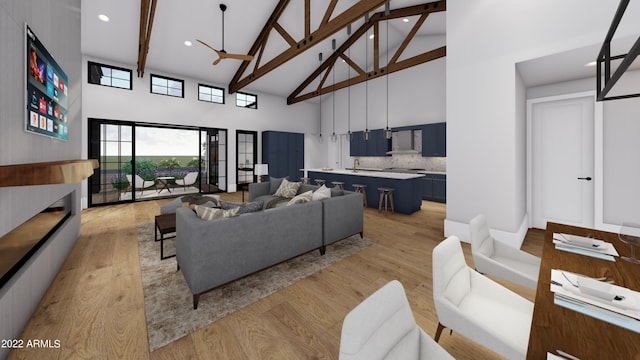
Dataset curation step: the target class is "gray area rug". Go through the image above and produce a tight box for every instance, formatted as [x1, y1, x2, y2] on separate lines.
[136, 222, 373, 352]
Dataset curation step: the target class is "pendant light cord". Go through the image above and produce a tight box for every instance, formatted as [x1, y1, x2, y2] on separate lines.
[347, 25, 351, 140]
[385, 4, 391, 139]
[319, 52, 323, 139]
[332, 39, 336, 141]
[365, 15, 369, 140]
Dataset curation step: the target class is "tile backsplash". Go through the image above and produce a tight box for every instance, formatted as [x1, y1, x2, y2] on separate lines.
[356, 154, 446, 172]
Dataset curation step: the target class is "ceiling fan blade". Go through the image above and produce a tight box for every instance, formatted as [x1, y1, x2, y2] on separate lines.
[223, 53, 254, 61]
[196, 39, 219, 52]
[198, 5, 253, 66]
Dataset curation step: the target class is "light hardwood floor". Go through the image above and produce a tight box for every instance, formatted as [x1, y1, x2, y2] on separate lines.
[8, 193, 544, 360]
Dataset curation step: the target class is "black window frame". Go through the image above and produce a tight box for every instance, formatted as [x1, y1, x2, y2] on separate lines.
[198, 83, 225, 104]
[150, 74, 184, 98]
[87, 61, 132, 90]
[235, 91, 258, 109]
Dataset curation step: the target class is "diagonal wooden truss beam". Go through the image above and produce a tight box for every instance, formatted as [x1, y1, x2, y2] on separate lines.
[228, 0, 389, 94]
[287, 1, 445, 105]
[137, 0, 157, 77]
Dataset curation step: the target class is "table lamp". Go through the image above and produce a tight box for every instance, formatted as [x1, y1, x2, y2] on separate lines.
[254, 164, 269, 183]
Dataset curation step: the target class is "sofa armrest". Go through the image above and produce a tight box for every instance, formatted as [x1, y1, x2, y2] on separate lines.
[249, 182, 270, 201]
[322, 191, 364, 246]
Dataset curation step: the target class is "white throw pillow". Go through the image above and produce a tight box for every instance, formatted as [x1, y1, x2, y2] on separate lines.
[312, 184, 331, 201]
[287, 190, 313, 206]
[194, 205, 240, 221]
[274, 178, 301, 198]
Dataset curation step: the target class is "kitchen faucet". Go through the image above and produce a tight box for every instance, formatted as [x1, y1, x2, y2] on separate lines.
[352, 159, 360, 172]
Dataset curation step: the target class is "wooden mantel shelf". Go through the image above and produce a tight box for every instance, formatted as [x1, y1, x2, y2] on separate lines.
[0, 159, 99, 187]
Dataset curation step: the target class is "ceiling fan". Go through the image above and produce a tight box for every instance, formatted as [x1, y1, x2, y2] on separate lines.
[197, 3, 254, 66]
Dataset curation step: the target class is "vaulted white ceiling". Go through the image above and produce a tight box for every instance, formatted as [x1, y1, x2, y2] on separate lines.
[81, 0, 446, 98]
[81, 1, 639, 100]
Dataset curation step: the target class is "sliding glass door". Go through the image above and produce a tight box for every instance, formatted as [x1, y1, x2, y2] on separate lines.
[200, 129, 227, 192]
[236, 130, 257, 187]
[88, 118, 227, 207]
[89, 120, 133, 205]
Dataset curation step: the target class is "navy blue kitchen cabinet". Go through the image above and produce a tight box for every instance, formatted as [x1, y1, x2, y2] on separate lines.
[308, 170, 423, 214]
[350, 131, 366, 156]
[421, 173, 446, 203]
[422, 122, 446, 157]
[262, 131, 304, 181]
[349, 129, 390, 157]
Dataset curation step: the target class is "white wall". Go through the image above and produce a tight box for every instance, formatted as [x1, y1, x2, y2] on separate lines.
[81, 56, 318, 198]
[0, 1, 82, 358]
[446, 0, 640, 244]
[601, 71, 640, 225]
[527, 69, 640, 229]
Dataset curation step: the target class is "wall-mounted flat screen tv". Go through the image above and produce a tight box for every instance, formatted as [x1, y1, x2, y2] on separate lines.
[25, 24, 69, 141]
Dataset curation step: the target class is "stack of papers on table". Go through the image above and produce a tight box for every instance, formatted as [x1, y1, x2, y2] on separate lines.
[552, 233, 619, 261]
[550, 269, 640, 332]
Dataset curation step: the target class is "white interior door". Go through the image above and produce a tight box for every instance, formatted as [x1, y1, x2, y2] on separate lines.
[531, 95, 594, 229]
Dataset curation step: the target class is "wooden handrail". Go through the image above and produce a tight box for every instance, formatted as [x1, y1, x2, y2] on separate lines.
[0, 159, 99, 187]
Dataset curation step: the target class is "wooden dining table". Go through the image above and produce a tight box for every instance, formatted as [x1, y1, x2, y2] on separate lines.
[527, 222, 640, 359]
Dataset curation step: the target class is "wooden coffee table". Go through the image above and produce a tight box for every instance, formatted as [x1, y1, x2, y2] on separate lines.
[154, 213, 176, 260]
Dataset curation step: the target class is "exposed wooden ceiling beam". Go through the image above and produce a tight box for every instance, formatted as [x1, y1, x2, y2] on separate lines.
[274, 22, 297, 47]
[137, 0, 157, 77]
[287, 1, 445, 105]
[228, 0, 389, 94]
[290, 47, 445, 104]
[321, 0, 339, 25]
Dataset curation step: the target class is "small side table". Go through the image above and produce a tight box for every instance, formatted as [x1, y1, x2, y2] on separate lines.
[156, 176, 175, 194]
[155, 213, 176, 260]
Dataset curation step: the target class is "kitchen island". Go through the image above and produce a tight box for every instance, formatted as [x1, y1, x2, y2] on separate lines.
[306, 168, 424, 214]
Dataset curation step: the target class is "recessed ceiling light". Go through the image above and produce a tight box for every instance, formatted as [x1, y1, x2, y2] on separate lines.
[184, 40, 192, 47]
[403, 18, 410, 22]
[369, 34, 375, 40]
[98, 14, 110, 22]
[584, 61, 597, 67]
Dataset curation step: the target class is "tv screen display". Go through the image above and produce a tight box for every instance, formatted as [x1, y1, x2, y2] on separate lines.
[25, 24, 68, 141]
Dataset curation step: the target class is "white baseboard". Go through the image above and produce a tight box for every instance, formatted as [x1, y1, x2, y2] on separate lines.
[444, 219, 472, 243]
[444, 214, 529, 249]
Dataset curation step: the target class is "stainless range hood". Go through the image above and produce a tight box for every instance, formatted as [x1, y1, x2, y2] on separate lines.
[387, 130, 420, 154]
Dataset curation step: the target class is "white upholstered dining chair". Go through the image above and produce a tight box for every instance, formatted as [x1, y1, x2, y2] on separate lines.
[339, 280, 453, 360]
[469, 214, 541, 289]
[432, 236, 534, 360]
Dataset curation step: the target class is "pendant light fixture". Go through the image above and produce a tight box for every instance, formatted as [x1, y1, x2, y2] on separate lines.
[318, 52, 323, 143]
[331, 38, 337, 143]
[347, 24, 352, 142]
[384, 2, 392, 140]
[364, 14, 370, 142]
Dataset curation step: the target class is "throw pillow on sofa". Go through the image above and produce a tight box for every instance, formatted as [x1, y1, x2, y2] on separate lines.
[160, 196, 219, 214]
[269, 177, 287, 194]
[219, 200, 264, 214]
[287, 190, 313, 206]
[194, 205, 240, 221]
[274, 178, 301, 198]
[312, 184, 331, 201]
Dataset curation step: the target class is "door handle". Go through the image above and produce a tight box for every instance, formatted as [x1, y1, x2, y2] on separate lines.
[577, 177, 592, 181]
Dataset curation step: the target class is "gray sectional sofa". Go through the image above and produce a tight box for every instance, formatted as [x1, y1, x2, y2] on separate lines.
[249, 181, 364, 249]
[176, 181, 364, 309]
